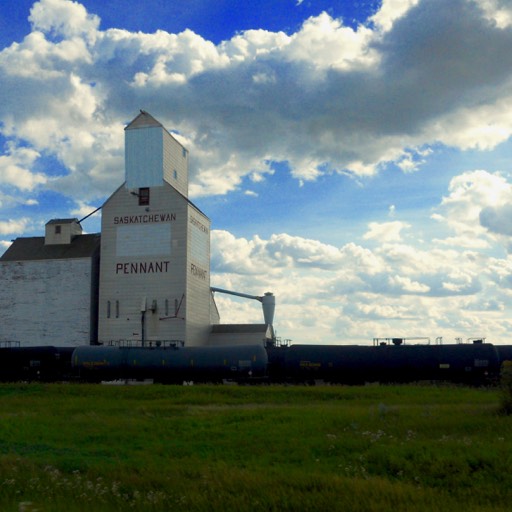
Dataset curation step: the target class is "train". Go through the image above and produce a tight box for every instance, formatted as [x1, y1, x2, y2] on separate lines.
[0, 338, 511, 385]
[266, 339, 508, 385]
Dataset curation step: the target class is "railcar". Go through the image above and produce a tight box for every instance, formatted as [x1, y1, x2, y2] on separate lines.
[0, 346, 74, 382]
[71, 343, 268, 383]
[496, 345, 512, 367]
[266, 341, 502, 385]
[0, 341, 511, 385]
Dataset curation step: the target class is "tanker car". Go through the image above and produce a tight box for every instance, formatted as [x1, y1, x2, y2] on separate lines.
[266, 340, 504, 385]
[0, 346, 74, 382]
[72, 343, 268, 383]
[0, 340, 511, 385]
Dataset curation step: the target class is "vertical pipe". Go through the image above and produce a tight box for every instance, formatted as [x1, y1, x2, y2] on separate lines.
[141, 311, 146, 347]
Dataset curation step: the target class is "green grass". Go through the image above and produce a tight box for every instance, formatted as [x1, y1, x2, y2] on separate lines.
[0, 384, 510, 511]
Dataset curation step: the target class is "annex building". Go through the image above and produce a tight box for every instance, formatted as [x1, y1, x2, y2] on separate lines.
[0, 111, 274, 347]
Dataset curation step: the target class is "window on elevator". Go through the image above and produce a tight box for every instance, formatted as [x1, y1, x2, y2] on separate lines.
[139, 187, 150, 205]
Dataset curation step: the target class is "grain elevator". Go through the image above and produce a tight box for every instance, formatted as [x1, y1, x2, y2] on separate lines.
[0, 111, 275, 347]
[98, 111, 217, 346]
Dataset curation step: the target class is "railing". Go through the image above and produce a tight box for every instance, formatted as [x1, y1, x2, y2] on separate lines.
[0, 341, 21, 348]
[373, 337, 431, 346]
[374, 336, 486, 346]
[267, 337, 291, 348]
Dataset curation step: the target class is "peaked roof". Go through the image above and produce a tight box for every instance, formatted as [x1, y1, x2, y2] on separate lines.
[0, 234, 101, 262]
[125, 110, 164, 131]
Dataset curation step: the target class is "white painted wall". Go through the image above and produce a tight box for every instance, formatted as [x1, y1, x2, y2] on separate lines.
[0, 259, 95, 346]
[125, 125, 189, 197]
[125, 127, 164, 188]
[185, 206, 212, 345]
[101, 113, 212, 345]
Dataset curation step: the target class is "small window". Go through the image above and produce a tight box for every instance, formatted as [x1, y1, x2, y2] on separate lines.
[182, 147, 187, 158]
[139, 187, 150, 205]
[173, 169, 178, 180]
[54, 225, 61, 234]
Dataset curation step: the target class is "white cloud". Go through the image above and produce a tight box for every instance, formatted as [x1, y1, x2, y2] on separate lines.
[370, 0, 421, 32]
[209, 226, 500, 342]
[285, 12, 379, 72]
[0, 218, 31, 235]
[363, 221, 410, 242]
[433, 170, 512, 249]
[0, 144, 46, 191]
[478, 0, 512, 28]
[29, 0, 100, 43]
[130, 29, 230, 86]
[70, 199, 100, 221]
[388, 274, 430, 293]
[425, 97, 512, 151]
[2, 0, 512, 201]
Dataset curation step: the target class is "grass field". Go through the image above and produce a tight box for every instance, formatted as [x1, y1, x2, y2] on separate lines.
[0, 383, 510, 511]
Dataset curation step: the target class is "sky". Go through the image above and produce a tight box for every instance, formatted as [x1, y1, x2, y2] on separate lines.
[1, 0, 512, 346]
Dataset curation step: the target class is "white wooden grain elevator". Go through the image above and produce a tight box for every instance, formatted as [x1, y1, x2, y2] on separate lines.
[98, 111, 217, 346]
[0, 111, 275, 347]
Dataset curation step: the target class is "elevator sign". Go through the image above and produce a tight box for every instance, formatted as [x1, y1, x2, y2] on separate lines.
[116, 261, 171, 274]
[116, 224, 171, 257]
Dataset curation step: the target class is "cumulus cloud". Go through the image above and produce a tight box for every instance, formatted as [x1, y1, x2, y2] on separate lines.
[363, 221, 409, 242]
[478, 0, 512, 28]
[1, 0, 512, 204]
[0, 144, 46, 190]
[0, 218, 32, 235]
[370, 0, 420, 32]
[433, 170, 512, 249]
[209, 225, 506, 342]
[29, 0, 100, 42]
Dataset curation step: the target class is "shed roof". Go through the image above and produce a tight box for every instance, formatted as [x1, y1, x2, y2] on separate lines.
[45, 218, 80, 225]
[0, 234, 101, 262]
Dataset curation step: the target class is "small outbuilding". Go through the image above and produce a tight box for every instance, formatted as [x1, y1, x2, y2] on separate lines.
[0, 219, 100, 346]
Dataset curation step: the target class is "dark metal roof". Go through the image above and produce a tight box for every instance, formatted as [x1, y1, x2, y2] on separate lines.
[0, 234, 101, 262]
[45, 218, 80, 225]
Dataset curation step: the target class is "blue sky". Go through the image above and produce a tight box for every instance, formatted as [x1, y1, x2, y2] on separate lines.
[0, 1, 380, 44]
[2, 0, 512, 345]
